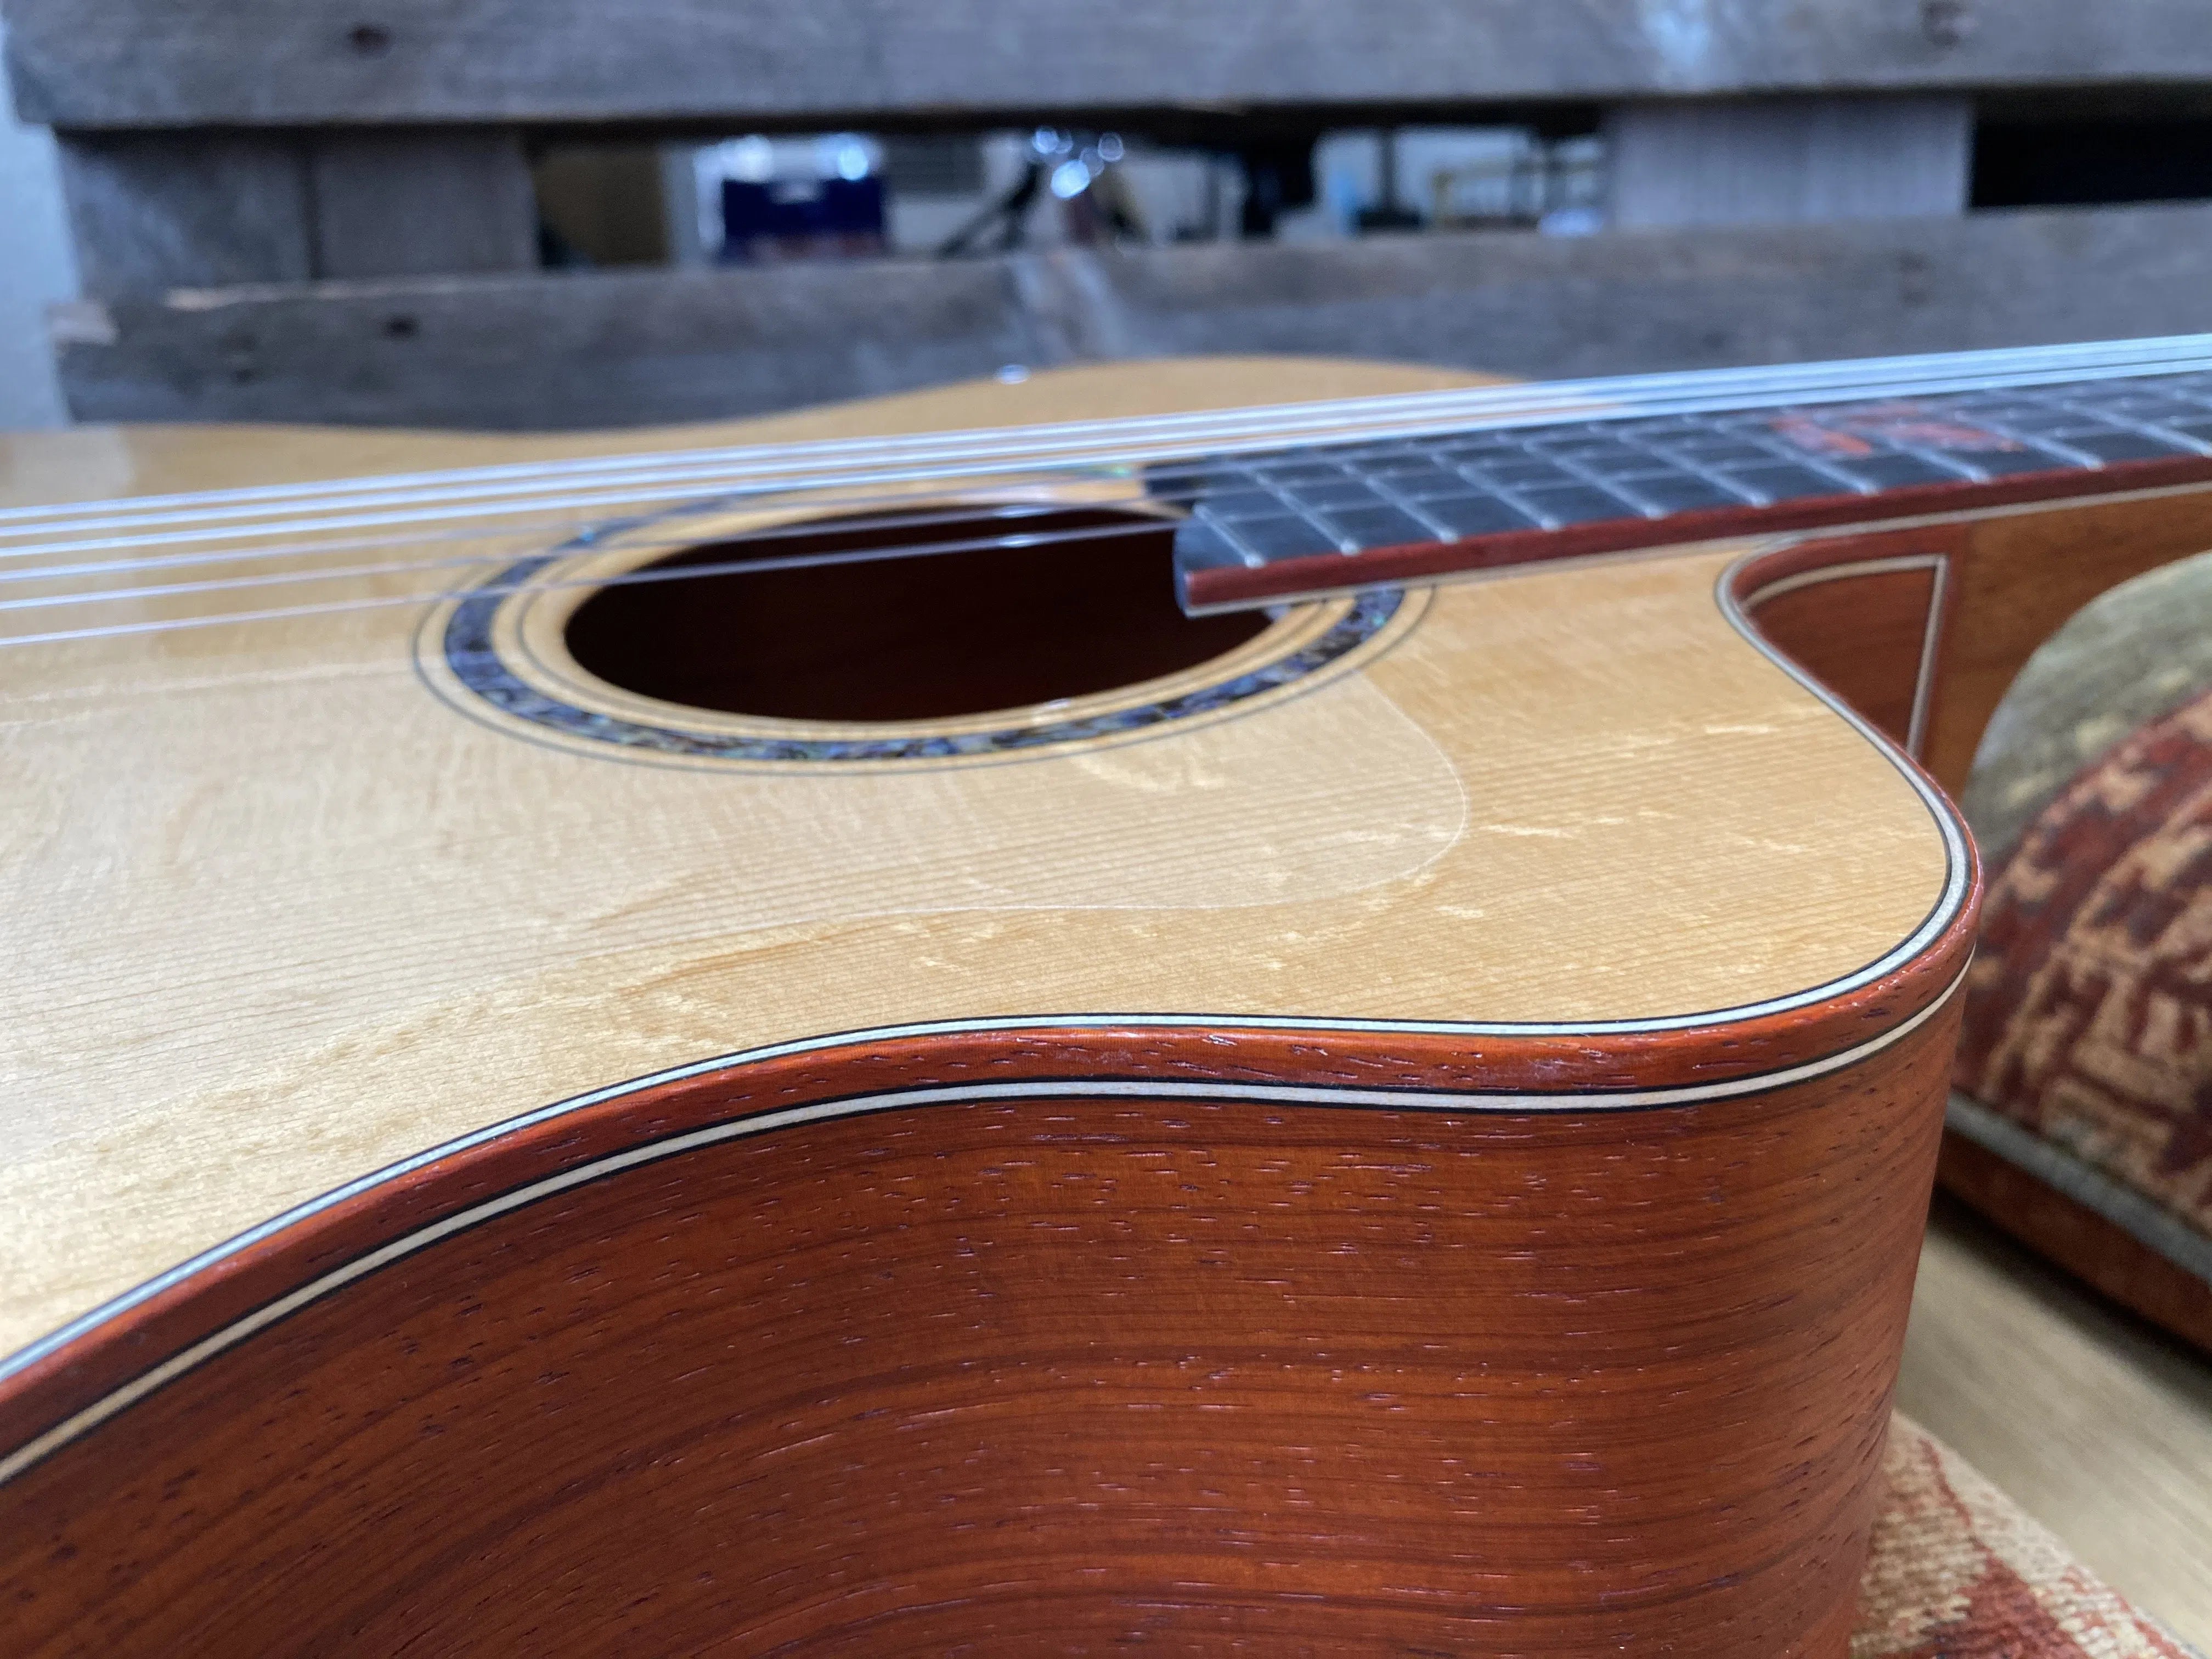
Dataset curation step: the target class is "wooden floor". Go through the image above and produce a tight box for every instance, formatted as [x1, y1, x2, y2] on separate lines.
[1898, 1194, 2212, 1648]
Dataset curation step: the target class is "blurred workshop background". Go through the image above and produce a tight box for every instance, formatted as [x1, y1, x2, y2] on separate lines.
[3, 2, 2212, 433]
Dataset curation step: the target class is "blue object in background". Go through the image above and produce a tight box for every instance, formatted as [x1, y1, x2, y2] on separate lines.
[720, 177, 885, 260]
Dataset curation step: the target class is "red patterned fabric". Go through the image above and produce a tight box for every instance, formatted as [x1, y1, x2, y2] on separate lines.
[1956, 687, 2212, 1231]
[1853, 1415, 2196, 1656]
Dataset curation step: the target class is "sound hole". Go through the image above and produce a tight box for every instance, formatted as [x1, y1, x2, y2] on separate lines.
[563, 505, 1271, 723]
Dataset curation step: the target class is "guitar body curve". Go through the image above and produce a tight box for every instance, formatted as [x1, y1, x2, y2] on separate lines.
[0, 357, 2011, 1654]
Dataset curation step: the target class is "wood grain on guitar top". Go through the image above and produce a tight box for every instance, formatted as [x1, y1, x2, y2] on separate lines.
[0, 358, 2000, 1654]
[0, 368, 1961, 1358]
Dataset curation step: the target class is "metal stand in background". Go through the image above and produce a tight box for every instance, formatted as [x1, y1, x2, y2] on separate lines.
[936, 159, 1043, 255]
[938, 130, 1142, 256]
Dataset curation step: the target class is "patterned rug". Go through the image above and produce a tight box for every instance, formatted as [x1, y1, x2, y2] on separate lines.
[1944, 549, 2212, 1351]
[1957, 685, 2212, 1237]
[1855, 1414, 2200, 1657]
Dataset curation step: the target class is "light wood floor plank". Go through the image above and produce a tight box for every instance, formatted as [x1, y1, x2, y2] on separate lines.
[1898, 1196, 2212, 1647]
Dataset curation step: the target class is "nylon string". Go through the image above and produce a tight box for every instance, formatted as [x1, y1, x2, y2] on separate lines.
[6, 332, 2212, 648]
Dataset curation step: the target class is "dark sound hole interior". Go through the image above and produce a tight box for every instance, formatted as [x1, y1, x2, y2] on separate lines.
[563, 505, 1273, 723]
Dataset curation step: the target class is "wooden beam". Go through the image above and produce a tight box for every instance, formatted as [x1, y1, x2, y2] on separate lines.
[54, 130, 538, 295]
[10, 0, 2212, 128]
[57, 134, 311, 297]
[59, 256, 1040, 427]
[52, 202, 2212, 431]
[1606, 96, 1972, 227]
[308, 131, 537, 279]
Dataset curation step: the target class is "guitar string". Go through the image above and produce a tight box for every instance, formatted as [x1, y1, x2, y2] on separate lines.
[7, 329, 2206, 535]
[8, 337, 2209, 560]
[8, 340, 2212, 595]
[0, 499, 1133, 591]
[7, 337, 2211, 599]
[12, 344, 2212, 619]
[0, 457, 1227, 572]
[8, 381, 2211, 640]
[0, 427, 1950, 616]
[0, 387, 2056, 617]
[7, 333, 2211, 554]
[0, 345, 2101, 527]
[6, 407, 2196, 649]
[0, 518, 1224, 649]
[0, 515, 1194, 623]
[7, 340, 2212, 640]
[0, 455, 1449, 605]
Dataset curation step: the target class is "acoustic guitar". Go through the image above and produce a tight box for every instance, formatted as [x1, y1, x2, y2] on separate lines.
[6, 338, 2212, 1655]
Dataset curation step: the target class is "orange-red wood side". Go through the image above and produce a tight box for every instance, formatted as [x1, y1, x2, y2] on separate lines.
[3, 1006, 1962, 1657]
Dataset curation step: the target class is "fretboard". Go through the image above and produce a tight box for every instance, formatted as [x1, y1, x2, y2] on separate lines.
[1156, 369, 2212, 611]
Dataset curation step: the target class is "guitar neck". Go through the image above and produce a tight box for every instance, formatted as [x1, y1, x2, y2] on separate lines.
[1165, 359, 2212, 611]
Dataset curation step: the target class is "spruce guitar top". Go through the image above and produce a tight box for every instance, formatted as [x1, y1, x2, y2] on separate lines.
[4, 341, 2210, 1656]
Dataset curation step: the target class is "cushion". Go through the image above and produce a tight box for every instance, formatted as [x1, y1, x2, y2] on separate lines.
[1855, 1414, 2200, 1656]
[1945, 549, 2212, 1351]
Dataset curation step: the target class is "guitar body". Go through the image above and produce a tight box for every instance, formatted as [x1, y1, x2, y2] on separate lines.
[4, 354, 2195, 1655]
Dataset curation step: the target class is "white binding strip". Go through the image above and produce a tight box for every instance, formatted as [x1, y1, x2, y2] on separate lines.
[1736, 555, 1942, 607]
[1910, 557, 1952, 759]
[0, 966, 1966, 1489]
[1717, 547, 1973, 939]
[1737, 552, 1954, 758]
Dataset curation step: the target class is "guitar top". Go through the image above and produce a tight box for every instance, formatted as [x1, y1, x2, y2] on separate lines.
[0, 356, 1954, 1360]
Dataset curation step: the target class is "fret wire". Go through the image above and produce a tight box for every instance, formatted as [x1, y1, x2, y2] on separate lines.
[1603, 425, 1775, 507]
[1361, 473, 1467, 543]
[2035, 387, 2212, 458]
[1496, 440, 1659, 523]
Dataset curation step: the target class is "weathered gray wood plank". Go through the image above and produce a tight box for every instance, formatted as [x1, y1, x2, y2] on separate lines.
[58, 257, 1041, 427]
[58, 135, 311, 297]
[54, 130, 539, 294]
[1606, 96, 1972, 227]
[10, 0, 2212, 128]
[309, 131, 537, 278]
[54, 203, 2212, 431]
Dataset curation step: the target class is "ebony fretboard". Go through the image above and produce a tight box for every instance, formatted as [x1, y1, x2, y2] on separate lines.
[1155, 370, 2212, 611]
